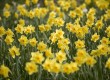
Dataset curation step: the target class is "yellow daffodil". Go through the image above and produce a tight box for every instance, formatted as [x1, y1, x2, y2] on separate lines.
[6, 28, 14, 36]
[75, 39, 85, 49]
[56, 50, 67, 63]
[0, 65, 11, 78]
[29, 38, 37, 47]
[5, 35, 14, 45]
[85, 56, 96, 67]
[0, 26, 5, 37]
[91, 33, 99, 42]
[25, 62, 38, 75]
[9, 46, 20, 58]
[15, 24, 24, 34]
[18, 35, 28, 46]
[3, 10, 10, 18]
[30, 51, 44, 64]
[62, 63, 71, 74]
[37, 41, 47, 52]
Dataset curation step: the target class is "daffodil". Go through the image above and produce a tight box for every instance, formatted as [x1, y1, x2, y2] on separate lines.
[30, 51, 44, 64]
[91, 33, 99, 42]
[9, 46, 20, 58]
[32, 0, 38, 4]
[0, 65, 11, 78]
[25, 62, 38, 75]
[62, 63, 71, 74]
[43, 59, 52, 72]
[3, 10, 10, 18]
[44, 48, 53, 58]
[85, 56, 96, 67]
[75, 39, 85, 49]
[18, 35, 28, 46]
[0, 26, 5, 37]
[70, 62, 79, 73]
[51, 62, 61, 73]
[56, 50, 67, 63]
[6, 28, 14, 36]
[37, 41, 47, 52]
[29, 38, 37, 47]
[15, 24, 24, 34]
[5, 35, 14, 45]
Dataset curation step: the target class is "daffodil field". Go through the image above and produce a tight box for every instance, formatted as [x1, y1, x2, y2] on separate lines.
[0, 0, 110, 80]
